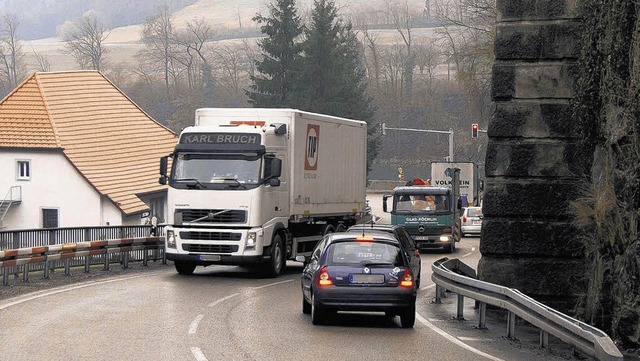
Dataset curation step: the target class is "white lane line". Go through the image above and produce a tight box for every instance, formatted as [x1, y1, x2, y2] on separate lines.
[252, 279, 294, 290]
[420, 283, 436, 292]
[189, 314, 205, 335]
[461, 251, 473, 258]
[458, 337, 495, 342]
[0, 274, 148, 310]
[191, 347, 208, 361]
[207, 293, 239, 307]
[416, 312, 504, 361]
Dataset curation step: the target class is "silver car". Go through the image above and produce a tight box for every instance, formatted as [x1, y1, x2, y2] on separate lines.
[461, 207, 483, 236]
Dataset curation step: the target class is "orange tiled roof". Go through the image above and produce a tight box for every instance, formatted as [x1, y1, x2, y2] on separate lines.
[0, 71, 178, 215]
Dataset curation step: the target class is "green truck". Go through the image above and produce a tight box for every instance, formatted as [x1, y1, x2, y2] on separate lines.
[382, 168, 462, 253]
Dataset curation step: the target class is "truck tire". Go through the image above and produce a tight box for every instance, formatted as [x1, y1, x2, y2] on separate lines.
[175, 261, 196, 275]
[335, 224, 347, 232]
[399, 304, 416, 328]
[264, 233, 285, 278]
[322, 224, 335, 235]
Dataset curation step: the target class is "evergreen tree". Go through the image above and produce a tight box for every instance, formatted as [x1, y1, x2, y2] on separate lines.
[248, 0, 303, 107]
[291, 0, 379, 174]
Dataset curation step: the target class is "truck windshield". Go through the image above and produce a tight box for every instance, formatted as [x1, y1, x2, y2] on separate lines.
[394, 194, 450, 213]
[171, 153, 261, 189]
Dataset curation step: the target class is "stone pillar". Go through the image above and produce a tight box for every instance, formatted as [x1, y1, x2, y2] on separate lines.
[479, 0, 589, 307]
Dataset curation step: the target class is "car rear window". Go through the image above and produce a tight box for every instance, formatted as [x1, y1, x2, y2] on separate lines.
[468, 208, 482, 217]
[328, 241, 403, 266]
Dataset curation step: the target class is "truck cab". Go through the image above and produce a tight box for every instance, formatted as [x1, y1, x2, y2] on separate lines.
[383, 185, 461, 253]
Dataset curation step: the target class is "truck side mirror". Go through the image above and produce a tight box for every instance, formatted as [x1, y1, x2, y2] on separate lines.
[271, 158, 282, 178]
[457, 198, 462, 210]
[382, 195, 390, 213]
[159, 156, 168, 185]
[263, 155, 282, 186]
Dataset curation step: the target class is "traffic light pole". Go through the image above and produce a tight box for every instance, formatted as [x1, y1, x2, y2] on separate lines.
[381, 123, 454, 162]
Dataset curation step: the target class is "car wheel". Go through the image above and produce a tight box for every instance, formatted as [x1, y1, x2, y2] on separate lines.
[311, 293, 325, 325]
[174, 261, 196, 275]
[399, 305, 416, 328]
[302, 294, 311, 314]
[264, 233, 285, 278]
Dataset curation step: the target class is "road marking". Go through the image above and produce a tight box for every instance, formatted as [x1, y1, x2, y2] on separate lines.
[461, 252, 473, 258]
[416, 312, 504, 361]
[190, 347, 208, 361]
[0, 274, 148, 310]
[208, 293, 239, 307]
[420, 283, 436, 291]
[458, 336, 495, 342]
[252, 279, 294, 290]
[189, 314, 204, 335]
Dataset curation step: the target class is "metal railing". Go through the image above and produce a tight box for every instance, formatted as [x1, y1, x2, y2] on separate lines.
[0, 225, 166, 285]
[431, 257, 623, 361]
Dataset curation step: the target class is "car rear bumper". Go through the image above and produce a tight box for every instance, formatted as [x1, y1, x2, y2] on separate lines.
[315, 287, 416, 311]
[461, 225, 481, 234]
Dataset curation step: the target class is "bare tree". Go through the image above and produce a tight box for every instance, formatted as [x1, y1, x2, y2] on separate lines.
[141, 5, 176, 95]
[32, 50, 51, 72]
[173, 18, 215, 94]
[62, 11, 110, 71]
[0, 14, 25, 91]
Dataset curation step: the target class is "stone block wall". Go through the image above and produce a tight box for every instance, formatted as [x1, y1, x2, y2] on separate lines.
[479, 0, 587, 305]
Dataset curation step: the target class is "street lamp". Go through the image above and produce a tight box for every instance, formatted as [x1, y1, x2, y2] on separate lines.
[380, 123, 454, 162]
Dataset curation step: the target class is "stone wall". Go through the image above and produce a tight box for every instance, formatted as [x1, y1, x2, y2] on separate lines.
[479, 0, 588, 307]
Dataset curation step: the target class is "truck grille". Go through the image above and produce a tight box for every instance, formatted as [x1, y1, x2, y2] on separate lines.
[177, 209, 246, 223]
[180, 231, 242, 241]
[182, 244, 239, 253]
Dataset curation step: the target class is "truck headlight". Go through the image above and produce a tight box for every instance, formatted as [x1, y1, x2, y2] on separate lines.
[439, 235, 451, 242]
[246, 232, 257, 249]
[166, 230, 177, 249]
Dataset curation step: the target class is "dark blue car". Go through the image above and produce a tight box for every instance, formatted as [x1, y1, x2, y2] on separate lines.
[297, 233, 417, 328]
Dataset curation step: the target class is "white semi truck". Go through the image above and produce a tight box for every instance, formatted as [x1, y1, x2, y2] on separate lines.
[159, 108, 370, 277]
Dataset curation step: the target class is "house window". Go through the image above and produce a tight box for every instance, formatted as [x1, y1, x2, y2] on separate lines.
[17, 160, 31, 180]
[42, 208, 59, 229]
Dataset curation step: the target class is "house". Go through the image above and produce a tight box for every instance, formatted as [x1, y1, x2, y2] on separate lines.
[0, 71, 178, 230]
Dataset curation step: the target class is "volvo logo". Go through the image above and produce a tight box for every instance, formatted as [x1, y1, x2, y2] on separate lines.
[418, 225, 426, 233]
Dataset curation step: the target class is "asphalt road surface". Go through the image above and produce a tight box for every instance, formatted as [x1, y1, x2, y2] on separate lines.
[0, 194, 584, 361]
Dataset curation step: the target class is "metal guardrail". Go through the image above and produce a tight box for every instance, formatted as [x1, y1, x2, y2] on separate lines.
[431, 257, 623, 361]
[0, 236, 165, 286]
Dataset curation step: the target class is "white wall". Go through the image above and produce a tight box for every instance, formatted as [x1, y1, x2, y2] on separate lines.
[0, 150, 115, 230]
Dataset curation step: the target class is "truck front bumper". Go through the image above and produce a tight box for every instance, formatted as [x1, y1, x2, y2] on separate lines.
[166, 252, 268, 266]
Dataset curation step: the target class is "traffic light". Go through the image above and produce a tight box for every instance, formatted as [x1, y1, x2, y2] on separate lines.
[472, 123, 478, 138]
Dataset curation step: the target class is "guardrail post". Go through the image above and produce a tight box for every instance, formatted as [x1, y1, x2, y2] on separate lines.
[456, 294, 465, 320]
[84, 256, 90, 273]
[64, 258, 71, 276]
[23, 265, 29, 283]
[507, 311, 516, 339]
[3, 267, 8, 286]
[540, 330, 548, 348]
[123, 251, 129, 269]
[104, 253, 110, 271]
[478, 301, 487, 329]
[143, 248, 149, 266]
[44, 260, 50, 279]
[434, 284, 443, 303]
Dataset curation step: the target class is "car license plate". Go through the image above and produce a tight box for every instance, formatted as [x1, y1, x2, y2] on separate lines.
[350, 274, 384, 284]
[199, 254, 221, 261]
[414, 236, 430, 240]
[473, 221, 481, 225]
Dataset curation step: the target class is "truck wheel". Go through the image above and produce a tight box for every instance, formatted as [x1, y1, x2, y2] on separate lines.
[174, 261, 196, 275]
[335, 224, 347, 232]
[399, 304, 416, 328]
[264, 233, 285, 278]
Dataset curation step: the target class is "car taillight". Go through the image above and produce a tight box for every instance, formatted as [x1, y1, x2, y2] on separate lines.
[400, 268, 414, 288]
[318, 266, 334, 287]
[462, 215, 467, 222]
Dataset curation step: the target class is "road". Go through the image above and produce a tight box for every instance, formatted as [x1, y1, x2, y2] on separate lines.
[0, 194, 581, 361]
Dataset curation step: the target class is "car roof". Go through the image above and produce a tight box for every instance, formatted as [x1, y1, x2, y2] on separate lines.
[348, 224, 404, 231]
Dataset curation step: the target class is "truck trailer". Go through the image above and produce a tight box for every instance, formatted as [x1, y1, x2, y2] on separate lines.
[159, 108, 370, 277]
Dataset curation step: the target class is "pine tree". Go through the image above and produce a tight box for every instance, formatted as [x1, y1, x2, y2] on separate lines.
[248, 0, 303, 107]
[291, 0, 379, 174]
